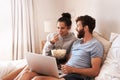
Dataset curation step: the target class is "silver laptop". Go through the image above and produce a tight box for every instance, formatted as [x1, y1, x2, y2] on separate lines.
[26, 52, 66, 78]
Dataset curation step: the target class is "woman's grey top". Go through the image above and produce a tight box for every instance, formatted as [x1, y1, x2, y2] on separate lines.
[43, 32, 77, 56]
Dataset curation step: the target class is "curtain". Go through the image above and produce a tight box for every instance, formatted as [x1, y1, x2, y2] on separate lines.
[11, 0, 36, 60]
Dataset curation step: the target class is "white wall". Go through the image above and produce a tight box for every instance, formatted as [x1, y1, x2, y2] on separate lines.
[33, 0, 99, 42]
[1, 0, 120, 60]
[96, 0, 120, 39]
[33, 0, 66, 52]
[34, 0, 120, 41]
[63, 0, 98, 35]
[64, 0, 120, 39]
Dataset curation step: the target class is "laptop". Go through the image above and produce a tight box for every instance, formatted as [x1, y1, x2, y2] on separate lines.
[26, 52, 66, 78]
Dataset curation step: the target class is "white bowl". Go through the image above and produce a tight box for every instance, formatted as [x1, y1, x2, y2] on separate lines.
[51, 49, 66, 59]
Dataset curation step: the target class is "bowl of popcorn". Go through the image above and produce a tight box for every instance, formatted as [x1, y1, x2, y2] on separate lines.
[51, 49, 66, 59]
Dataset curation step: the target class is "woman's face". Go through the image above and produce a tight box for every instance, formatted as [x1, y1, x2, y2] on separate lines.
[57, 22, 70, 36]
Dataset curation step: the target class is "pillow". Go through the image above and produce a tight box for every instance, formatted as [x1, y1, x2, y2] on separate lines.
[95, 33, 120, 80]
[95, 47, 120, 80]
[93, 31, 111, 63]
[109, 32, 120, 43]
[110, 32, 120, 48]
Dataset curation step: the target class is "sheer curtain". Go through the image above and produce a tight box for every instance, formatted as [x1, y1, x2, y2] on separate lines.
[11, 0, 36, 60]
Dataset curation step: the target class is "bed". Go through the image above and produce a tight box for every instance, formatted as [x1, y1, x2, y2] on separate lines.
[0, 32, 120, 80]
[0, 59, 27, 80]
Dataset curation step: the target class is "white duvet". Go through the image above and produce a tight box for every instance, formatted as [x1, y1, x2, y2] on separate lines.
[0, 59, 27, 79]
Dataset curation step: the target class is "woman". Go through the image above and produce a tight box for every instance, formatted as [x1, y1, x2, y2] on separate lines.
[43, 12, 77, 65]
[2, 12, 77, 80]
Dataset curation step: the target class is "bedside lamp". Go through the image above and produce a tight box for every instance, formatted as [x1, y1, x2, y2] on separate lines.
[44, 20, 57, 33]
[41, 20, 57, 53]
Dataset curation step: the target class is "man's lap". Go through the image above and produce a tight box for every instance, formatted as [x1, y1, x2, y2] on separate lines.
[63, 73, 91, 80]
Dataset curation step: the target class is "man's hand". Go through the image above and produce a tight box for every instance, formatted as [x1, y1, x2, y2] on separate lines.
[61, 65, 73, 74]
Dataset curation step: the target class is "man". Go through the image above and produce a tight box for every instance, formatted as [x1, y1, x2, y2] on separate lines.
[12, 15, 103, 80]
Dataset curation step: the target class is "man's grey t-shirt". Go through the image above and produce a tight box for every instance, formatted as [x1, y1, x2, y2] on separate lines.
[66, 38, 103, 68]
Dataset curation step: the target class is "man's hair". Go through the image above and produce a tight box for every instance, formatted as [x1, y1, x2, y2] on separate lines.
[76, 15, 96, 33]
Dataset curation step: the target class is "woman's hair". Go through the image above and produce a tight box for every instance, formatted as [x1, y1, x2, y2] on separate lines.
[57, 13, 72, 29]
[76, 15, 96, 33]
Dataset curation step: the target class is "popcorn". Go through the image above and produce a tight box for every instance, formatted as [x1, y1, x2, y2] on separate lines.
[51, 49, 66, 59]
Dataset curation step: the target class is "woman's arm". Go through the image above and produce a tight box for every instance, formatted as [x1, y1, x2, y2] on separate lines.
[2, 66, 25, 80]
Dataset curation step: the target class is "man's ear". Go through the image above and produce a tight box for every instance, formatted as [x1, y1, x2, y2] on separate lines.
[84, 25, 89, 31]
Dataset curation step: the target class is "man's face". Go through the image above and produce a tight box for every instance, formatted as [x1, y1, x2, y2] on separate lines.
[76, 21, 85, 38]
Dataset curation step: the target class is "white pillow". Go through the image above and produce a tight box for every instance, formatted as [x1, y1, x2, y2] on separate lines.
[93, 31, 111, 63]
[95, 48, 120, 80]
[109, 32, 120, 43]
[110, 33, 120, 48]
[96, 33, 120, 80]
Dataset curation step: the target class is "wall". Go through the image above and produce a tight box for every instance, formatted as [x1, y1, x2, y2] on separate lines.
[1, 0, 120, 60]
[33, 0, 66, 52]
[63, 0, 98, 35]
[96, 0, 120, 39]
[34, 0, 120, 41]
[63, 0, 120, 39]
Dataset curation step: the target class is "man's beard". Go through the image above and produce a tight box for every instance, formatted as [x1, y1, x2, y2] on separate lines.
[77, 29, 85, 38]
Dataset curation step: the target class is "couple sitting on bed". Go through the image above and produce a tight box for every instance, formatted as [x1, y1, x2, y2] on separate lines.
[2, 13, 103, 80]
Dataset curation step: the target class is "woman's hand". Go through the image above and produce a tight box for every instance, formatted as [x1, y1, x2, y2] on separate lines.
[50, 34, 59, 44]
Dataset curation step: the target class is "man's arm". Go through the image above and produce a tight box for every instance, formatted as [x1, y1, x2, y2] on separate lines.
[61, 57, 102, 77]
